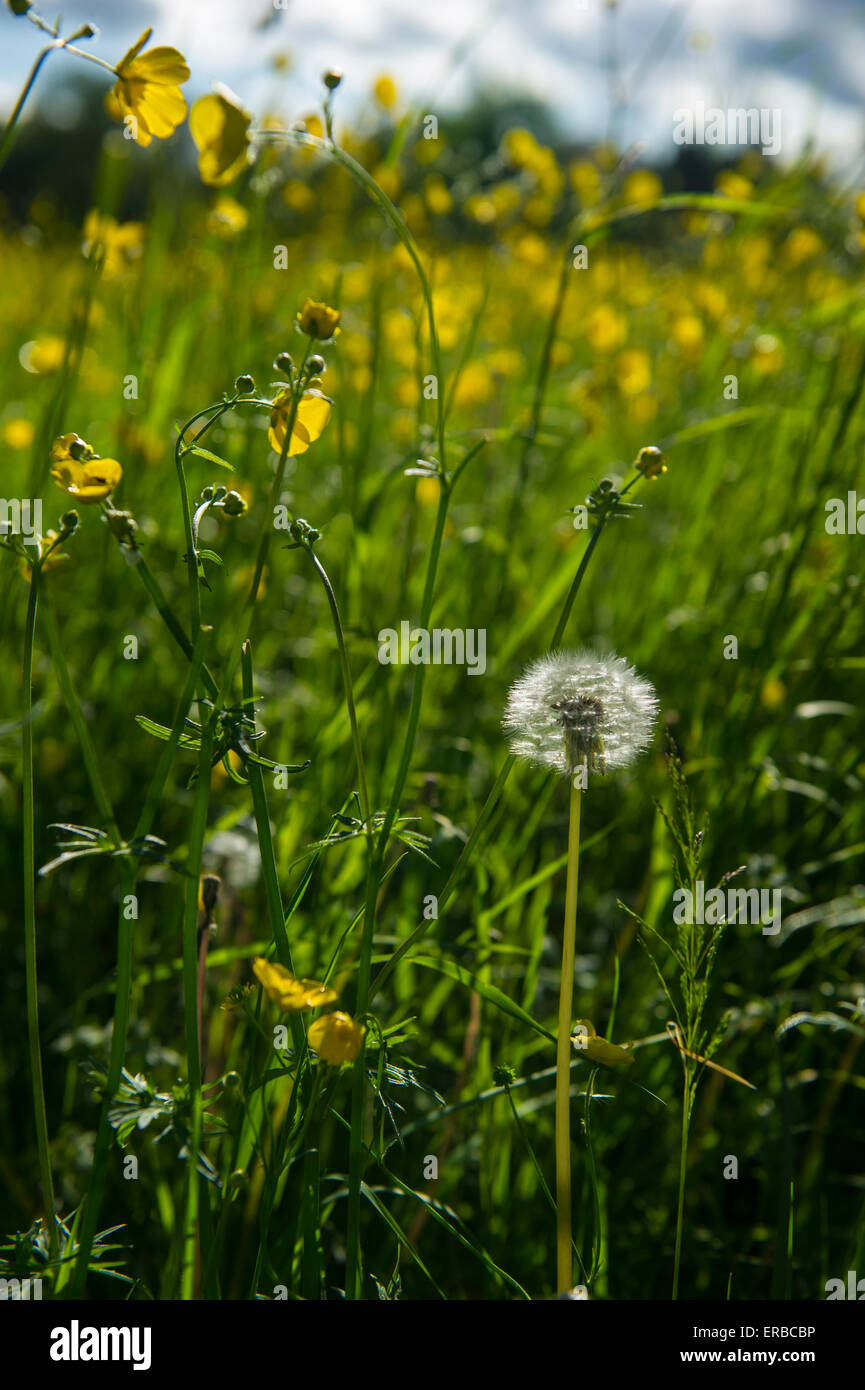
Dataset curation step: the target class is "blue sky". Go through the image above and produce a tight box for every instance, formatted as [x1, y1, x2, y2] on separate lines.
[2, 0, 863, 169]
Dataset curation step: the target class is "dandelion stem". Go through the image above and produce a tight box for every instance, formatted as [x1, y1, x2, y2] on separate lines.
[672, 1062, 691, 1300]
[555, 776, 582, 1292]
[21, 569, 60, 1265]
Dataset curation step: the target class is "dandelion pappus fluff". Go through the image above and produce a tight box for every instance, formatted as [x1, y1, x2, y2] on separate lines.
[503, 647, 659, 779]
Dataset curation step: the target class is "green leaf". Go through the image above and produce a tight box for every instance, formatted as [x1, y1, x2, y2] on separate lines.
[405, 955, 555, 1042]
[183, 444, 234, 471]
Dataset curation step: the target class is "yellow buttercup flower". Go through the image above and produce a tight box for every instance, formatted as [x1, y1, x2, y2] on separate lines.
[107, 29, 190, 148]
[82, 211, 145, 278]
[190, 86, 252, 186]
[2, 418, 35, 449]
[50, 434, 122, 502]
[268, 389, 332, 456]
[373, 75, 398, 110]
[623, 169, 662, 206]
[615, 349, 651, 396]
[296, 299, 341, 341]
[19, 336, 66, 374]
[714, 170, 753, 201]
[571, 1019, 634, 1068]
[308, 1011, 366, 1064]
[207, 195, 249, 237]
[252, 957, 338, 1011]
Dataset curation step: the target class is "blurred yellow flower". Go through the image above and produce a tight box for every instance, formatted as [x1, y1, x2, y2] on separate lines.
[372, 163, 402, 200]
[782, 227, 825, 266]
[487, 347, 525, 378]
[855, 191, 865, 222]
[502, 127, 543, 171]
[423, 173, 452, 215]
[569, 160, 601, 206]
[19, 336, 66, 374]
[615, 348, 651, 396]
[751, 333, 783, 374]
[282, 179, 316, 213]
[308, 1011, 366, 1063]
[586, 305, 626, 354]
[107, 29, 189, 147]
[302, 113, 324, 137]
[415, 476, 441, 508]
[296, 298, 340, 340]
[373, 75, 398, 109]
[452, 361, 495, 409]
[82, 211, 145, 277]
[50, 434, 122, 502]
[252, 957, 338, 1011]
[714, 170, 753, 201]
[464, 193, 498, 225]
[671, 313, 704, 355]
[623, 169, 662, 206]
[760, 679, 786, 710]
[207, 195, 249, 237]
[190, 86, 251, 186]
[268, 389, 332, 455]
[2, 417, 34, 449]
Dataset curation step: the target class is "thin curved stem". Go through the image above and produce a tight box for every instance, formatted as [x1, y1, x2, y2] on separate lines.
[555, 778, 582, 1291]
[21, 570, 60, 1265]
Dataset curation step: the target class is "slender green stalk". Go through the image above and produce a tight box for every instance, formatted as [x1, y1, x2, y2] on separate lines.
[301, 546, 372, 834]
[21, 570, 60, 1265]
[69, 624, 212, 1297]
[218, 352, 311, 705]
[555, 778, 582, 1292]
[672, 1063, 691, 1300]
[298, 541, 377, 1302]
[0, 20, 116, 176]
[41, 599, 121, 845]
[178, 696, 216, 1298]
[132, 551, 219, 700]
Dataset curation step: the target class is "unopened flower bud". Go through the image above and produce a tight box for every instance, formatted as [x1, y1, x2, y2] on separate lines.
[307, 354, 325, 374]
[222, 490, 246, 517]
[235, 374, 255, 394]
[274, 351, 294, 375]
[323, 69, 343, 90]
[635, 444, 666, 479]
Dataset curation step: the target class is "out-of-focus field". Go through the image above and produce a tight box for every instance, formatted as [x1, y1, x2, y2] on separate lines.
[1, 60, 864, 1300]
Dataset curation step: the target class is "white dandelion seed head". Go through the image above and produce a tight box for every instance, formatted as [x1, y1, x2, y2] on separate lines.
[503, 647, 659, 779]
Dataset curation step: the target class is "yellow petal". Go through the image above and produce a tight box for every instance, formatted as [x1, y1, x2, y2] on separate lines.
[136, 83, 187, 137]
[132, 46, 190, 84]
[191, 91, 251, 186]
[308, 1012, 365, 1063]
[294, 391, 331, 442]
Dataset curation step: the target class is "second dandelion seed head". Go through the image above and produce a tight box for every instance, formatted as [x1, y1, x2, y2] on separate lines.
[503, 647, 658, 781]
